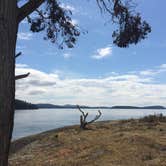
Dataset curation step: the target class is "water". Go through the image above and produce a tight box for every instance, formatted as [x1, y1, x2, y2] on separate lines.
[13, 108, 166, 140]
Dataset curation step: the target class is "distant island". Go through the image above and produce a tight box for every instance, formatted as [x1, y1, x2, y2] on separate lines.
[15, 99, 166, 110]
[111, 106, 166, 109]
[37, 104, 166, 109]
[36, 103, 112, 109]
[15, 99, 38, 110]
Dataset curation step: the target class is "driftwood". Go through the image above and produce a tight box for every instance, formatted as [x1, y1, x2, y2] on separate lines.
[77, 105, 102, 129]
[15, 52, 30, 80]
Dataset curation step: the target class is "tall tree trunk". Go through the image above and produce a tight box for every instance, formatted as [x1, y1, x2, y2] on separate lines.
[0, 1, 18, 165]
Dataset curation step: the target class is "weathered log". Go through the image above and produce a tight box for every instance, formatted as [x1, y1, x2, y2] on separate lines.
[77, 105, 102, 129]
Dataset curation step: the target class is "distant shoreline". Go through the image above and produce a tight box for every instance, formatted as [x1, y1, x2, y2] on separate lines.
[36, 104, 166, 109]
[16, 106, 166, 110]
[15, 99, 166, 110]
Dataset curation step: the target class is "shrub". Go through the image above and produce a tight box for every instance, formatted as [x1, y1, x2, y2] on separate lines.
[139, 113, 166, 123]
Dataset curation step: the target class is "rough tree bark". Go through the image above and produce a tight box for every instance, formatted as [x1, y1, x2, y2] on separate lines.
[0, 1, 44, 165]
[0, 1, 18, 165]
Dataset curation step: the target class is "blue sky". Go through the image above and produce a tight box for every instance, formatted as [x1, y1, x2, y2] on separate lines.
[15, 0, 166, 106]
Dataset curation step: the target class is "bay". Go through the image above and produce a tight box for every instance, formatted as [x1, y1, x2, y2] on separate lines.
[13, 108, 166, 140]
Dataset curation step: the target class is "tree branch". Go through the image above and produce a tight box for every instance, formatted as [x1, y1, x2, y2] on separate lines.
[96, 0, 113, 14]
[15, 52, 22, 59]
[15, 73, 30, 80]
[77, 105, 86, 117]
[18, 0, 45, 22]
[35, 9, 47, 19]
[87, 110, 102, 124]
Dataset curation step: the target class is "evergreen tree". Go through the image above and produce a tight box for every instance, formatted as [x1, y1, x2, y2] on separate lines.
[0, 0, 151, 165]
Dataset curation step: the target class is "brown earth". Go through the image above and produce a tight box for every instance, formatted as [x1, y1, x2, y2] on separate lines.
[9, 119, 166, 166]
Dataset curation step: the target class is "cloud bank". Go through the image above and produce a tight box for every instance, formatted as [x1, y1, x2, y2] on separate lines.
[16, 64, 166, 106]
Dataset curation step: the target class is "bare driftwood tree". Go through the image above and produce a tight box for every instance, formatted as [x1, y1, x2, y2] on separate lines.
[77, 105, 102, 129]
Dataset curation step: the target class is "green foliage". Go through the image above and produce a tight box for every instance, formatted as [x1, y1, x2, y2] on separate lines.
[97, 0, 151, 47]
[26, 0, 151, 48]
[27, 0, 80, 49]
[112, 13, 151, 47]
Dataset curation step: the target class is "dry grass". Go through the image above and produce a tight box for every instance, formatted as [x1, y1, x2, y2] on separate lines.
[9, 118, 166, 166]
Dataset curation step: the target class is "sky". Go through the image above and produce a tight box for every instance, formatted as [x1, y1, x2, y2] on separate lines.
[15, 0, 166, 106]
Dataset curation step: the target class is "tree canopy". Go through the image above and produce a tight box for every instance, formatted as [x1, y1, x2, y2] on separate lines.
[0, 1, 151, 165]
[18, 0, 151, 48]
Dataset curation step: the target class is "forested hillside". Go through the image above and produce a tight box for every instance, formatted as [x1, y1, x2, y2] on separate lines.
[15, 99, 38, 110]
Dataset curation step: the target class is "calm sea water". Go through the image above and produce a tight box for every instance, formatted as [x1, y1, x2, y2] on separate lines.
[13, 108, 166, 140]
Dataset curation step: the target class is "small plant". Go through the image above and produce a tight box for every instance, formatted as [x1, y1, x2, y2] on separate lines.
[77, 105, 102, 129]
[139, 113, 166, 123]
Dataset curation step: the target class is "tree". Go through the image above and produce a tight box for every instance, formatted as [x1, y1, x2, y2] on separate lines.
[0, 0, 151, 165]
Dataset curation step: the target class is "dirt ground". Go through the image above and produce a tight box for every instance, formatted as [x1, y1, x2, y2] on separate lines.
[9, 119, 166, 166]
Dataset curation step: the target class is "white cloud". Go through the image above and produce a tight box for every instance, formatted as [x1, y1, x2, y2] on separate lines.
[15, 64, 166, 106]
[60, 3, 76, 12]
[159, 64, 166, 69]
[71, 19, 78, 26]
[18, 32, 32, 40]
[16, 64, 29, 68]
[16, 45, 26, 50]
[63, 53, 72, 59]
[140, 64, 166, 76]
[140, 70, 156, 76]
[92, 45, 112, 59]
